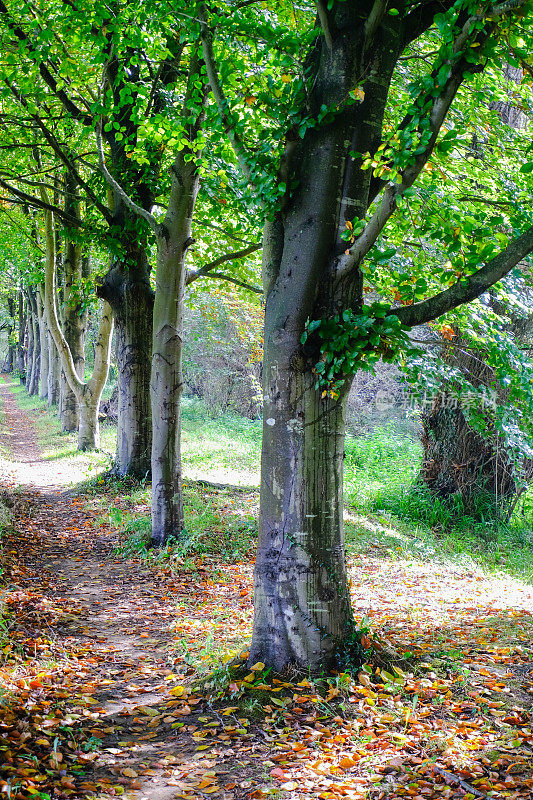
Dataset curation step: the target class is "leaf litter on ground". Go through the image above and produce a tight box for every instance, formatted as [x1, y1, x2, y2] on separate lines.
[0, 378, 532, 800]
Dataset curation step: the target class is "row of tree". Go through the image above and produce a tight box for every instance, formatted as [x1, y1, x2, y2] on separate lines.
[0, 0, 533, 672]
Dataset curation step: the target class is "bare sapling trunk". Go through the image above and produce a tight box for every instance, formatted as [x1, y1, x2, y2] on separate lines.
[41, 200, 114, 451]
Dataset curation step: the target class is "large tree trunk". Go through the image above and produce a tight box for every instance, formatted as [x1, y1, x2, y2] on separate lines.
[243, 9, 403, 672]
[99, 261, 153, 478]
[250, 344, 354, 671]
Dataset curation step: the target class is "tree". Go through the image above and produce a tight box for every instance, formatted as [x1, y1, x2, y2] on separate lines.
[413, 65, 533, 517]
[416, 281, 533, 518]
[201, 0, 533, 671]
[0, 0, 155, 475]
[41, 199, 114, 450]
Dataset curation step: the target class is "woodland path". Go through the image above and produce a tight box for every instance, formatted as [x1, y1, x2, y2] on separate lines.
[0, 377, 267, 800]
[2, 377, 533, 800]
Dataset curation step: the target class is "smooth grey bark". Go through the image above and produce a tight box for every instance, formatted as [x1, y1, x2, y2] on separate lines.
[37, 290, 49, 400]
[24, 290, 35, 393]
[47, 330, 60, 405]
[27, 290, 40, 395]
[16, 291, 26, 382]
[41, 200, 113, 451]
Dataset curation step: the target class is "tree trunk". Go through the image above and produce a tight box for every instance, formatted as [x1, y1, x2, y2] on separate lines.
[25, 292, 34, 393]
[59, 174, 87, 432]
[40, 197, 114, 452]
[37, 291, 49, 400]
[77, 391, 100, 451]
[148, 52, 205, 545]
[250, 346, 355, 671]
[99, 264, 153, 478]
[420, 319, 533, 519]
[150, 249, 186, 546]
[27, 291, 40, 395]
[47, 331, 60, 405]
[420, 390, 520, 516]
[2, 340, 14, 373]
[4, 296, 16, 373]
[17, 291, 26, 383]
[243, 9, 403, 672]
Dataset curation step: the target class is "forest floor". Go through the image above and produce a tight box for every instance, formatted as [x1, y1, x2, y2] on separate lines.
[0, 376, 532, 800]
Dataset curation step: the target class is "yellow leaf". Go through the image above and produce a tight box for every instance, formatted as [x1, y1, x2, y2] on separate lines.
[281, 74, 291, 83]
[250, 662, 265, 671]
[169, 685, 186, 697]
[122, 768, 138, 778]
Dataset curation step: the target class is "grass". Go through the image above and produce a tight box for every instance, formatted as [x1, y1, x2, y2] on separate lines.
[180, 396, 261, 486]
[5, 379, 533, 584]
[4, 377, 115, 465]
[343, 419, 533, 583]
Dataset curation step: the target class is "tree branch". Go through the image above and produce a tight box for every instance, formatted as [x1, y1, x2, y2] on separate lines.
[197, 272, 262, 293]
[199, 7, 255, 188]
[95, 119, 159, 233]
[364, 0, 388, 55]
[316, 1, 333, 51]
[336, 13, 496, 282]
[394, 223, 533, 327]
[0, 178, 82, 225]
[186, 242, 262, 285]
[0, 0, 93, 126]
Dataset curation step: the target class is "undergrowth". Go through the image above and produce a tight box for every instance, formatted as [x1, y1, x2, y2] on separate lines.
[344, 421, 533, 582]
[8, 376, 533, 584]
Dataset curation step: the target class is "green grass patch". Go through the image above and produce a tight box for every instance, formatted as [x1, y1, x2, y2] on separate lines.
[181, 397, 261, 487]
[87, 472, 258, 564]
[7, 378, 533, 584]
[5, 377, 115, 466]
[343, 420, 533, 583]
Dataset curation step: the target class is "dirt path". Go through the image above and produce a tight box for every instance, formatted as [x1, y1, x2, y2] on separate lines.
[0, 379, 266, 800]
[2, 379, 533, 800]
